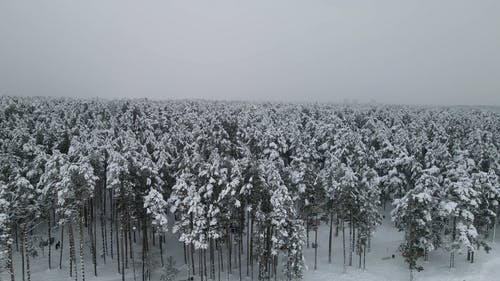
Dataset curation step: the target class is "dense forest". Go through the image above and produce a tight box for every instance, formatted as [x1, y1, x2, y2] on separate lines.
[0, 96, 498, 281]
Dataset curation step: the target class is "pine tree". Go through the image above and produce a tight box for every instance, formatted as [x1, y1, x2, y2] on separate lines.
[392, 168, 440, 280]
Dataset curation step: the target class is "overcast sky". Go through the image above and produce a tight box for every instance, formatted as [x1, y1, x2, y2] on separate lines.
[1, 0, 499, 105]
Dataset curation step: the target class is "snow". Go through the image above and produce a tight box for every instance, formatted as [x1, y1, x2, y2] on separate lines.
[441, 201, 458, 215]
[3, 211, 499, 281]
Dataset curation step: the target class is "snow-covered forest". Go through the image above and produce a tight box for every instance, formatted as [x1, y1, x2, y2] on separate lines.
[0, 96, 499, 281]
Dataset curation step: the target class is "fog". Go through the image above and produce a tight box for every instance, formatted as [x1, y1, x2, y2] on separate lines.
[1, 0, 499, 105]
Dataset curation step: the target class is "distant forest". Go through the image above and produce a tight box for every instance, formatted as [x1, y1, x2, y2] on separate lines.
[0, 96, 498, 281]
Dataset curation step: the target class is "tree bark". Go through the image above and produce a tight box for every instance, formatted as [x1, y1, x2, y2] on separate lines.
[328, 212, 333, 264]
[48, 215, 52, 269]
[24, 227, 30, 281]
[314, 225, 318, 270]
[68, 223, 77, 281]
[79, 212, 86, 281]
[342, 220, 346, 273]
[110, 190, 114, 260]
[227, 226, 232, 274]
[349, 212, 353, 266]
[116, 207, 121, 274]
[250, 216, 254, 281]
[121, 213, 125, 281]
[59, 225, 64, 270]
[306, 215, 310, 248]
[8, 242, 14, 281]
[93, 201, 98, 276]
[21, 224, 25, 281]
[159, 234, 164, 267]
[129, 216, 137, 281]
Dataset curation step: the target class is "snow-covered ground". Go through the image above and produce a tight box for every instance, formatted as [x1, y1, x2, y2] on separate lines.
[3, 212, 499, 281]
[303, 214, 500, 281]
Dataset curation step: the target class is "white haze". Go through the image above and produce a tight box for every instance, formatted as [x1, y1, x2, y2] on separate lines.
[1, 0, 499, 105]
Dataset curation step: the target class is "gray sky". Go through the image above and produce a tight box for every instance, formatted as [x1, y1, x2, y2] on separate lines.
[1, 0, 499, 105]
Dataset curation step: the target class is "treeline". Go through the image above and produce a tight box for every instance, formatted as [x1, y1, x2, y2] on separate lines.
[0, 96, 499, 281]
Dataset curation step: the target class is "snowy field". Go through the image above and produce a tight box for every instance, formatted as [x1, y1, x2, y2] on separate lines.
[4, 211, 499, 281]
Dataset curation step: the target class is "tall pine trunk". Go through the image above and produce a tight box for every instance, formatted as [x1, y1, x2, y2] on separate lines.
[210, 239, 215, 280]
[48, 215, 52, 269]
[250, 216, 254, 281]
[120, 206, 126, 281]
[24, 227, 30, 281]
[159, 234, 164, 267]
[116, 207, 121, 274]
[238, 232, 242, 281]
[8, 242, 14, 281]
[328, 212, 333, 264]
[93, 201, 98, 276]
[79, 211, 86, 281]
[306, 215, 310, 248]
[101, 193, 107, 264]
[59, 225, 64, 270]
[130, 226, 137, 281]
[68, 222, 77, 281]
[348, 212, 353, 266]
[314, 224, 318, 270]
[21, 224, 25, 281]
[110, 189, 114, 260]
[227, 226, 232, 275]
[342, 220, 346, 273]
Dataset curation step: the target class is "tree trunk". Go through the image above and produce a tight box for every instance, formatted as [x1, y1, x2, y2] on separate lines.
[141, 212, 149, 281]
[191, 243, 195, 276]
[250, 216, 254, 281]
[116, 207, 121, 274]
[48, 215, 52, 269]
[125, 222, 129, 269]
[187, 243, 192, 279]
[314, 225, 318, 270]
[306, 215, 310, 248]
[247, 211, 250, 277]
[367, 231, 371, 253]
[183, 243, 187, 265]
[121, 217, 125, 281]
[24, 227, 30, 281]
[21, 225, 25, 281]
[219, 240, 224, 273]
[69, 223, 77, 281]
[210, 239, 216, 280]
[199, 249, 202, 278]
[342, 220, 346, 273]
[328, 212, 333, 264]
[110, 190, 114, 260]
[15, 225, 19, 253]
[493, 212, 497, 242]
[102, 155, 108, 262]
[159, 234, 164, 267]
[358, 230, 362, 269]
[238, 234, 242, 281]
[204, 248, 208, 281]
[59, 225, 64, 270]
[227, 227, 232, 274]
[129, 217, 137, 281]
[93, 201, 98, 276]
[349, 212, 353, 266]
[218, 240, 221, 281]
[363, 242, 366, 270]
[335, 212, 340, 237]
[8, 242, 14, 281]
[78, 212, 86, 281]
[450, 217, 456, 268]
